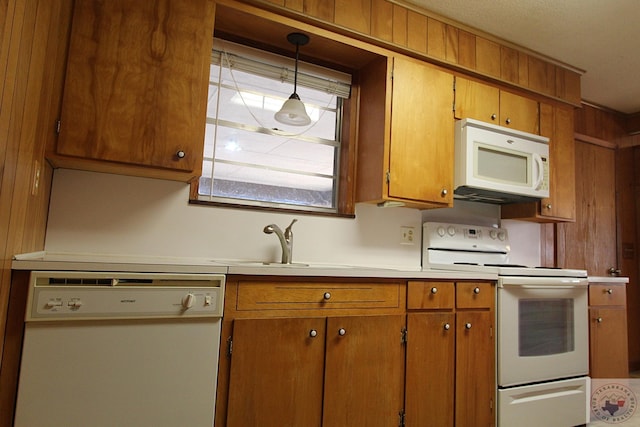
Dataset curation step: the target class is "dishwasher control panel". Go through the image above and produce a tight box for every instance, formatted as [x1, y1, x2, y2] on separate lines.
[26, 271, 225, 321]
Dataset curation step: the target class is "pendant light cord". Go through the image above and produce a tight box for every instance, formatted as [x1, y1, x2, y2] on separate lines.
[293, 41, 300, 97]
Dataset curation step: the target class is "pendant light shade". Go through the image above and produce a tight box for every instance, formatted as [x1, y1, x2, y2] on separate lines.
[275, 33, 311, 126]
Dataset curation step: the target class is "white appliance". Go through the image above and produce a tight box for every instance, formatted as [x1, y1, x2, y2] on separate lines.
[423, 222, 590, 427]
[454, 118, 550, 203]
[14, 271, 225, 427]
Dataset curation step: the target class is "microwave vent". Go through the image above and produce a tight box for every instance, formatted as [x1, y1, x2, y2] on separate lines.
[454, 186, 542, 205]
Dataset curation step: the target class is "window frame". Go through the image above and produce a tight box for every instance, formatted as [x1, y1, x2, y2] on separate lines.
[189, 39, 358, 218]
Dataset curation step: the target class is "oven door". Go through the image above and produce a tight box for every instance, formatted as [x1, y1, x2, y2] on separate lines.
[497, 276, 588, 387]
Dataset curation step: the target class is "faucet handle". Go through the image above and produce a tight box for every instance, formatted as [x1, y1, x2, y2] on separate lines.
[284, 218, 298, 236]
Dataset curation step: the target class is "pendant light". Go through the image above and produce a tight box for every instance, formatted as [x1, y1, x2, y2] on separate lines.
[274, 32, 311, 126]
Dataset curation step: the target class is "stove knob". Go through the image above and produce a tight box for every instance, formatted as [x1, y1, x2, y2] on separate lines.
[489, 230, 497, 239]
[497, 231, 506, 241]
[447, 226, 456, 236]
[182, 293, 195, 309]
[437, 226, 446, 237]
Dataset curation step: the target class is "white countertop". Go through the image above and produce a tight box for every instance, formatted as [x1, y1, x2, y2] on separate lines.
[12, 251, 497, 280]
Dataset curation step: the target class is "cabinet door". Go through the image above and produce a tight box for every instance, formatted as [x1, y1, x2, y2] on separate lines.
[501, 103, 576, 222]
[389, 57, 454, 205]
[499, 91, 539, 134]
[539, 103, 576, 220]
[323, 315, 405, 427]
[226, 317, 325, 427]
[57, 0, 213, 172]
[405, 312, 455, 427]
[590, 308, 629, 378]
[455, 311, 495, 427]
[453, 77, 500, 124]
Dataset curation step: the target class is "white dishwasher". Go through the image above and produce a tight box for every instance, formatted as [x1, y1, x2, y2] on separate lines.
[14, 271, 225, 427]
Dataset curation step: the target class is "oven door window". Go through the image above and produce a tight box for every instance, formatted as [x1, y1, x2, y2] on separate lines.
[519, 298, 574, 356]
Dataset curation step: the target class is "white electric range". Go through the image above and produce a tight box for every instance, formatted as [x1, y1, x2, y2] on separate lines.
[423, 222, 590, 427]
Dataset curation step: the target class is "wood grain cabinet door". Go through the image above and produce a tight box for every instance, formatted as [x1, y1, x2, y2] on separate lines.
[388, 57, 454, 205]
[57, 0, 213, 172]
[405, 312, 455, 427]
[323, 315, 405, 427]
[498, 90, 539, 134]
[590, 307, 629, 378]
[226, 317, 326, 427]
[455, 311, 495, 427]
[453, 77, 500, 124]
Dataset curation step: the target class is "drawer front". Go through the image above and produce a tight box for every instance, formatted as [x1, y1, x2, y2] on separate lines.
[456, 282, 493, 309]
[589, 284, 626, 306]
[236, 281, 400, 310]
[407, 281, 454, 309]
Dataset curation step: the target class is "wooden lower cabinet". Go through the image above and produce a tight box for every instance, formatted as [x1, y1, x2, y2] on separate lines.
[225, 315, 405, 427]
[218, 277, 494, 427]
[589, 282, 629, 378]
[405, 281, 495, 427]
[218, 277, 406, 427]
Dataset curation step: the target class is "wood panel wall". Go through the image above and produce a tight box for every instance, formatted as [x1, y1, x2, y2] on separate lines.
[573, 104, 640, 371]
[0, 1, 72, 425]
[248, 0, 582, 106]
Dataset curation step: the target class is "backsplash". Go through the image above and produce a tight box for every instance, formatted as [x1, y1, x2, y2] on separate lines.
[44, 169, 541, 269]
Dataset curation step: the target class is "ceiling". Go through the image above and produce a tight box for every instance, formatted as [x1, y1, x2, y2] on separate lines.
[404, 0, 640, 115]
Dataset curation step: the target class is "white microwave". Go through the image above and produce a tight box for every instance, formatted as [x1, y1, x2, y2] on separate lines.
[454, 118, 550, 204]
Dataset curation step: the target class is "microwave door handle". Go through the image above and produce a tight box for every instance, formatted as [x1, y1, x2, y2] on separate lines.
[533, 153, 544, 190]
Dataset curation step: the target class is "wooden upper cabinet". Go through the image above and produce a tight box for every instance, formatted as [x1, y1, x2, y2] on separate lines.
[356, 55, 454, 209]
[502, 103, 576, 222]
[53, 0, 215, 181]
[454, 77, 539, 134]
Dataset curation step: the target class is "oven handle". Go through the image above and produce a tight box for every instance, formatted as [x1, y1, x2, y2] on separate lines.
[498, 277, 588, 289]
[499, 284, 587, 290]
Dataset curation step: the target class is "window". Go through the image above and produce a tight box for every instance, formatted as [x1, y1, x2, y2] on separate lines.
[195, 39, 352, 214]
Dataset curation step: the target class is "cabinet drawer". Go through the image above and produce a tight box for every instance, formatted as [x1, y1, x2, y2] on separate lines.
[589, 284, 626, 306]
[236, 281, 400, 311]
[456, 282, 493, 309]
[407, 281, 454, 309]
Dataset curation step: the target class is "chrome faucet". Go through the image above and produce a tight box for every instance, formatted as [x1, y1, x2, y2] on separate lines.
[263, 219, 298, 264]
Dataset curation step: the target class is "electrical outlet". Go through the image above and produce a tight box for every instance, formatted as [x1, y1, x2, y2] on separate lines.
[400, 226, 415, 245]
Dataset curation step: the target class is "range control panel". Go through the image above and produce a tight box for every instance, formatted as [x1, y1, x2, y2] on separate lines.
[423, 222, 510, 252]
[27, 272, 225, 321]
